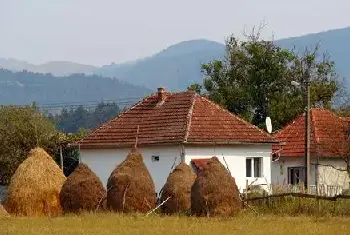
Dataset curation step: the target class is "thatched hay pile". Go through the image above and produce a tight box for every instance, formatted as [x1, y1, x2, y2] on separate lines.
[59, 163, 106, 213]
[4, 147, 66, 216]
[107, 149, 156, 213]
[191, 157, 241, 217]
[0, 204, 9, 217]
[160, 162, 196, 214]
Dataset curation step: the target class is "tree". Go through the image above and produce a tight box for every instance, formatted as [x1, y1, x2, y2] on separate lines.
[0, 106, 59, 184]
[49, 102, 120, 133]
[53, 129, 90, 176]
[202, 32, 340, 130]
[187, 83, 203, 94]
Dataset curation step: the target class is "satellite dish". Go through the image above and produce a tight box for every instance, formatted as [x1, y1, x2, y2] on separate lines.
[265, 117, 272, 133]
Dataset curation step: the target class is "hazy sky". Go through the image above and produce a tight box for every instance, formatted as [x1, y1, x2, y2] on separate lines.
[1, 0, 350, 66]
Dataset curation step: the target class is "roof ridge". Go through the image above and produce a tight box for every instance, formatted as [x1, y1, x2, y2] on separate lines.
[183, 92, 197, 142]
[199, 96, 274, 140]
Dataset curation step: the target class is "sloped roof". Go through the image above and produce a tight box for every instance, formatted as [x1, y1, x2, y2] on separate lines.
[274, 109, 350, 158]
[78, 90, 275, 149]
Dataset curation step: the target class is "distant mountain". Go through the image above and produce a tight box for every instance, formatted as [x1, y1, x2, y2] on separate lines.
[96, 39, 226, 91]
[97, 28, 350, 95]
[0, 59, 98, 76]
[276, 27, 350, 91]
[0, 69, 151, 106]
[2, 27, 350, 101]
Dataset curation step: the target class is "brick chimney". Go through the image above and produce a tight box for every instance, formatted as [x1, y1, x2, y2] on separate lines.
[157, 87, 167, 102]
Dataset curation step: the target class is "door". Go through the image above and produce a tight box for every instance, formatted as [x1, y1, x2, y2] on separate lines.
[288, 167, 305, 185]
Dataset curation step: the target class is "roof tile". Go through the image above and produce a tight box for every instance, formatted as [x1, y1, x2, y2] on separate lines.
[274, 109, 350, 158]
[79, 90, 275, 148]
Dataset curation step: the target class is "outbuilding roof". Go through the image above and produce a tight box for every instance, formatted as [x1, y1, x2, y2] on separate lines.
[274, 109, 350, 158]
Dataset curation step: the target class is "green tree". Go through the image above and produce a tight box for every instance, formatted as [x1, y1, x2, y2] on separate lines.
[49, 102, 120, 133]
[53, 129, 90, 176]
[202, 34, 340, 130]
[187, 83, 203, 94]
[0, 106, 59, 184]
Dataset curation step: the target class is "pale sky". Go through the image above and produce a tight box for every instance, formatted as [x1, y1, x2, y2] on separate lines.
[1, 0, 350, 66]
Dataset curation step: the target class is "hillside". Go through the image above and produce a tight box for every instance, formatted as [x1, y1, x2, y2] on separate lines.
[0, 59, 98, 76]
[0, 69, 151, 106]
[276, 27, 350, 90]
[96, 40, 226, 91]
[98, 28, 350, 93]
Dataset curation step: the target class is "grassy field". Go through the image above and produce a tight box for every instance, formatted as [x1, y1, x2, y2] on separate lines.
[1, 213, 350, 235]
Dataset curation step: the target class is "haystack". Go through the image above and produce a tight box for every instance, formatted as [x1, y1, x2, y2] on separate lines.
[4, 147, 66, 216]
[59, 163, 106, 213]
[191, 157, 241, 217]
[160, 162, 196, 214]
[0, 204, 9, 217]
[107, 149, 156, 213]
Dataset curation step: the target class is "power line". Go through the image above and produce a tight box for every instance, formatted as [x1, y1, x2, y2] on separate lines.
[1, 96, 145, 111]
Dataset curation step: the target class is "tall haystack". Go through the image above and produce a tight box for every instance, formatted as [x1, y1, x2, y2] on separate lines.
[4, 147, 66, 216]
[107, 149, 156, 213]
[160, 162, 196, 214]
[191, 157, 241, 217]
[59, 163, 106, 213]
[0, 204, 9, 217]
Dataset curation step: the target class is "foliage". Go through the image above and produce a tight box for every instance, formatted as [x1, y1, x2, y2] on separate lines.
[335, 105, 350, 117]
[202, 34, 341, 130]
[187, 83, 203, 94]
[48, 102, 120, 133]
[53, 130, 90, 176]
[0, 106, 58, 185]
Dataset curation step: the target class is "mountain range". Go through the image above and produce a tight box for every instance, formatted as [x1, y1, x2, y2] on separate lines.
[0, 69, 151, 107]
[0, 58, 98, 76]
[0, 27, 349, 106]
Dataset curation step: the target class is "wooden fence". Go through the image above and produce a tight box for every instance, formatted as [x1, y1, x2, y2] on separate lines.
[262, 184, 344, 197]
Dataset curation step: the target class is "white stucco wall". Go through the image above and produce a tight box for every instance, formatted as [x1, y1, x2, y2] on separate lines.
[80, 145, 182, 193]
[184, 144, 272, 192]
[80, 144, 273, 195]
[317, 159, 349, 189]
[271, 157, 316, 186]
[271, 157, 349, 189]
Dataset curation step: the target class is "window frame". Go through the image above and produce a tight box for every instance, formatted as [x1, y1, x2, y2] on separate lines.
[246, 157, 263, 178]
[151, 155, 160, 162]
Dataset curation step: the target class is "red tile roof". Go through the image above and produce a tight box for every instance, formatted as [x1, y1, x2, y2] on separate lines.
[78, 90, 276, 149]
[274, 109, 350, 158]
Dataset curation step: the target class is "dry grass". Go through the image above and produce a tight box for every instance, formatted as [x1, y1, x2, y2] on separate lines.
[1, 213, 350, 235]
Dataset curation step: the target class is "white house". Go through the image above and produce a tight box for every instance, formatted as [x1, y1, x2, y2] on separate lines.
[76, 88, 277, 193]
[272, 109, 350, 195]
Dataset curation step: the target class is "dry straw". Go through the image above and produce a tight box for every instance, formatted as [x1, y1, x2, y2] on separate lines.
[4, 147, 66, 216]
[0, 204, 9, 217]
[191, 157, 241, 217]
[160, 162, 196, 214]
[59, 163, 106, 213]
[107, 149, 156, 213]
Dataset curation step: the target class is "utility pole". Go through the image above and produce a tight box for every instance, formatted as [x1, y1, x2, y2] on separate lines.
[305, 73, 311, 192]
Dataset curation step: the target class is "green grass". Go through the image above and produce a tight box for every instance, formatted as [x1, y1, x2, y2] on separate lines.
[1, 213, 350, 235]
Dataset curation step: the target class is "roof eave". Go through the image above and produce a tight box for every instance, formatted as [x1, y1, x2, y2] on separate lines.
[72, 139, 281, 149]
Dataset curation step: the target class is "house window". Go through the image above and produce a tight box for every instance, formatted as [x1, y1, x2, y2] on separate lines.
[246, 157, 263, 178]
[246, 159, 252, 177]
[288, 167, 305, 185]
[151, 156, 160, 162]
